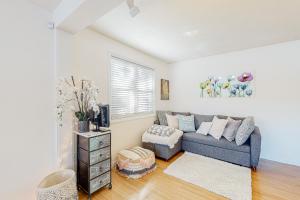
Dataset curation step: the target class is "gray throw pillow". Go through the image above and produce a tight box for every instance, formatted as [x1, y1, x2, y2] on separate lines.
[157, 111, 172, 126]
[235, 117, 255, 146]
[223, 117, 242, 142]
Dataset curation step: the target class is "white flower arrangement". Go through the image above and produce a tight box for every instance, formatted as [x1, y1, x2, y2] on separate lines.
[56, 76, 100, 126]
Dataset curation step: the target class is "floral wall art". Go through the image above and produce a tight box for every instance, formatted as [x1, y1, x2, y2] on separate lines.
[200, 72, 254, 98]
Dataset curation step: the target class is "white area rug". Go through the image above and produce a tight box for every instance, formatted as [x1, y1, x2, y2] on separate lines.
[164, 152, 252, 200]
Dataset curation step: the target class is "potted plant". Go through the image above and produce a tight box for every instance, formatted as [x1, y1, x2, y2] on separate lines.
[57, 76, 100, 133]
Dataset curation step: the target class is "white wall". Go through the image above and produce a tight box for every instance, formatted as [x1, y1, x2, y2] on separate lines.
[72, 29, 170, 162]
[0, 1, 55, 199]
[55, 29, 78, 169]
[169, 40, 300, 166]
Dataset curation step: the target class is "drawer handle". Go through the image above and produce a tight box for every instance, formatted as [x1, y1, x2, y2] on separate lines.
[100, 154, 103, 157]
[99, 141, 104, 146]
[94, 167, 103, 172]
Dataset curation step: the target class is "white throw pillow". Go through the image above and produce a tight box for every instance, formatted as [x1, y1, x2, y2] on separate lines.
[209, 116, 228, 140]
[196, 122, 212, 135]
[166, 114, 179, 129]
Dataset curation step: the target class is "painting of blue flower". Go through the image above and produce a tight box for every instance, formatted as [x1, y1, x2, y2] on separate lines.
[200, 72, 254, 98]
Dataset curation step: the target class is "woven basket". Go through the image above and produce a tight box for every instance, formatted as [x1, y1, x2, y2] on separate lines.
[37, 169, 78, 200]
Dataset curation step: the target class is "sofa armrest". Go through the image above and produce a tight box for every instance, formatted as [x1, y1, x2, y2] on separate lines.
[154, 120, 160, 125]
[250, 126, 261, 167]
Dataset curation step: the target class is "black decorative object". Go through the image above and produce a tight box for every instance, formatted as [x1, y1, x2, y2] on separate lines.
[90, 105, 110, 132]
[99, 105, 110, 128]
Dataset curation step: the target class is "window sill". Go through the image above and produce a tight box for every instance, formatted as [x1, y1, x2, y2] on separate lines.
[111, 114, 156, 125]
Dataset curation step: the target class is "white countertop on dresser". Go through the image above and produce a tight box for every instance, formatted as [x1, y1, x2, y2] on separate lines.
[75, 130, 111, 138]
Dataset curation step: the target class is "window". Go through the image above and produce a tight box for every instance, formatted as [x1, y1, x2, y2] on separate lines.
[110, 56, 155, 120]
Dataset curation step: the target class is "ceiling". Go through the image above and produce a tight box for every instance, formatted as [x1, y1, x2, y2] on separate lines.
[92, 0, 300, 63]
[30, 0, 62, 12]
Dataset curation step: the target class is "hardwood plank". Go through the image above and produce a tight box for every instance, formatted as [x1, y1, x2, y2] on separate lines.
[79, 153, 300, 200]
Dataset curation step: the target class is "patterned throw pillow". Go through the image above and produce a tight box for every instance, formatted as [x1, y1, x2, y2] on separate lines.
[223, 117, 242, 142]
[178, 115, 196, 132]
[209, 116, 228, 140]
[157, 111, 172, 126]
[196, 122, 213, 135]
[235, 117, 255, 146]
[147, 125, 176, 137]
[166, 114, 179, 129]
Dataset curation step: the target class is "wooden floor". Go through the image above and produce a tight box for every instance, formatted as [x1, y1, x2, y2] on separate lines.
[79, 153, 300, 200]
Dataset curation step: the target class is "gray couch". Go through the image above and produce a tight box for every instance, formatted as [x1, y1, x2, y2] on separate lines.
[143, 138, 182, 161]
[151, 111, 261, 169]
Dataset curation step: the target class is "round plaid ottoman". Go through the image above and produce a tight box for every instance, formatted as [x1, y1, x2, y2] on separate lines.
[116, 146, 156, 179]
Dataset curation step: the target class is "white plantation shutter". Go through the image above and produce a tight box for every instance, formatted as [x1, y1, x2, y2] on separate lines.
[110, 56, 155, 119]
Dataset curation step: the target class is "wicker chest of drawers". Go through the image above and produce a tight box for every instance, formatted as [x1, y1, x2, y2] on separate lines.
[76, 131, 112, 199]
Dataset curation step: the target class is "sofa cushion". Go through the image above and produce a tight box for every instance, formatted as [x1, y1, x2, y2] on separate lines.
[192, 114, 214, 130]
[157, 111, 172, 126]
[217, 115, 245, 121]
[183, 132, 250, 153]
[172, 111, 191, 116]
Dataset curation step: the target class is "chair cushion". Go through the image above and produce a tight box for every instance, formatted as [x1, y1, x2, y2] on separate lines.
[183, 132, 250, 153]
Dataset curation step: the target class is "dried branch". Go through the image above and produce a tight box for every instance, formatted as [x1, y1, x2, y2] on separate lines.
[71, 76, 82, 112]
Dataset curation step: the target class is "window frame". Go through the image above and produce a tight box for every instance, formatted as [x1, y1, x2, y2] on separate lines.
[108, 54, 156, 122]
